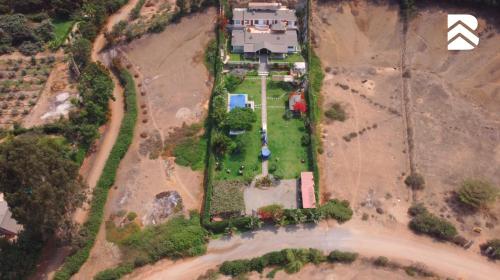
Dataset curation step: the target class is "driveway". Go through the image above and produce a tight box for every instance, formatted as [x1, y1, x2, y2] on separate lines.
[244, 179, 298, 214]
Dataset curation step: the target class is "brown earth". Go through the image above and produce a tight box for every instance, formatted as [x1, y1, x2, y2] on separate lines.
[314, 0, 500, 248]
[72, 9, 216, 279]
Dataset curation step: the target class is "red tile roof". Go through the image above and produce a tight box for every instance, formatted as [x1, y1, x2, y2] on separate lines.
[301, 172, 316, 208]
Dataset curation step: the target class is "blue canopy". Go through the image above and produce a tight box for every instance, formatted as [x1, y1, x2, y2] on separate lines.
[261, 147, 271, 158]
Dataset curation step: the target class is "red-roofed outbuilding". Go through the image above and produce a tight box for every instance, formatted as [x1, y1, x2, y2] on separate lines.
[300, 172, 316, 208]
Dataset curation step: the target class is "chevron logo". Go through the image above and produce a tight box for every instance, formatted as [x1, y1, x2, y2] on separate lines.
[447, 14, 479, 50]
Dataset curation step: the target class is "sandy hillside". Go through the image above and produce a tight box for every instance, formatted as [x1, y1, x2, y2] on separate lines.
[406, 7, 500, 241]
[313, 0, 500, 243]
[313, 1, 411, 224]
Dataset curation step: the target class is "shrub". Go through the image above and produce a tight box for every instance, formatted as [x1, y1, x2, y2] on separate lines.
[409, 212, 457, 240]
[225, 107, 257, 131]
[327, 250, 358, 263]
[94, 263, 133, 280]
[319, 199, 353, 223]
[210, 181, 245, 217]
[408, 203, 427, 217]
[480, 239, 500, 260]
[173, 136, 207, 170]
[220, 259, 251, 276]
[457, 179, 498, 210]
[126, 212, 137, 221]
[258, 204, 284, 222]
[301, 134, 310, 146]
[120, 213, 208, 262]
[224, 74, 243, 92]
[404, 172, 425, 190]
[373, 256, 389, 267]
[18, 41, 41, 56]
[324, 102, 346, 121]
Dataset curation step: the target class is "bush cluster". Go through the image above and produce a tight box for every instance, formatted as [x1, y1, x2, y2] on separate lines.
[457, 179, 498, 210]
[324, 102, 346, 121]
[408, 204, 457, 241]
[54, 69, 137, 280]
[220, 248, 356, 277]
[480, 239, 500, 260]
[327, 250, 358, 263]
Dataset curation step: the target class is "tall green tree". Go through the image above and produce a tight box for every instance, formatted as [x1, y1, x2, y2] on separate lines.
[70, 37, 92, 69]
[0, 135, 85, 239]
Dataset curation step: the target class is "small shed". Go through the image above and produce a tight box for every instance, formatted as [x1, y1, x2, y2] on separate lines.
[289, 91, 306, 113]
[300, 172, 316, 209]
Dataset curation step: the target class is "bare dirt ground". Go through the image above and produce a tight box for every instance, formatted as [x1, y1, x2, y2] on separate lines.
[406, 6, 500, 242]
[314, 1, 500, 244]
[72, 9, 216, 279]
[314, 1, 411, 224]
[22, 61, 77, 128]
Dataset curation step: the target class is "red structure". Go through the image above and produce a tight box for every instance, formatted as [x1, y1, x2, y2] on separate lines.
[300, 172, 316, 208]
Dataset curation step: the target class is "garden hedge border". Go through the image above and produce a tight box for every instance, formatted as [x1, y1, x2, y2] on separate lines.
[305, 0, 324, 202]
[53, 69, 138, 280]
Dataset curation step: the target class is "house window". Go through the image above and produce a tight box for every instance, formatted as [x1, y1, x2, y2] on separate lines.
[235, 20, 241, 25]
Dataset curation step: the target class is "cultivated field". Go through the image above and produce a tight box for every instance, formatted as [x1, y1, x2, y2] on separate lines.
[314, 0, 500, 241]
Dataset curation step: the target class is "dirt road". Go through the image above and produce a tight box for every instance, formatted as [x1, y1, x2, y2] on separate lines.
[126, 221, 500, 280]
[73, 0, 140, 224]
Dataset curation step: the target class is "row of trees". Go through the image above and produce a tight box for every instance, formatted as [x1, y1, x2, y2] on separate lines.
[0, 14, 54, 55]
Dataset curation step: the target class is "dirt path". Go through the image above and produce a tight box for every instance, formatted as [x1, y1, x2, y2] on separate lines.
[74, 0, 139, 225]
[126, 221, 500, 280]
[31, 1, 139, 279]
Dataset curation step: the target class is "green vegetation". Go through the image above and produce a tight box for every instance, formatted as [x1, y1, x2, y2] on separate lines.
[319, 199, 353, 223]
[226, 108, 257, 131]
[129, 0, 146, 20]
[94, 264, 134, 280]
[96, 213, 208, 280]
[327, 250, 358, 263]
[0, 231, 44, 280]
[408, 205, 457, 241]
[105, 221, 140, 244]
[373, 256, 389, 267]
[457, 179, 498, 210]
[270, 53, 305, 63]
[267, 81, 310, 179]
[0, 135, 85, 239]
[49, 18, 75, 50]
[215, 79, 261, 181]
[219, 248, 355, 277]
[404, 172, 425, 190]
[480, 239, 500, 260]
[173, 136, 207, 170]
[70, 38, 92, 69]
[324, 102, 347, 121]
[0, 14, 52, 55]
[205, 39, 219, 75]
[54, 69, 137, 280]
[210, 181, 245, 217]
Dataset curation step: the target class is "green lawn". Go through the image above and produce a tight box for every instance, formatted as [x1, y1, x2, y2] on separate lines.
[266, 81, 309, 179]
[215, 78, 310, 181]
[51, 18, 75, 44]
[215, 78, 262, 181]
[270, 53, 305, 63]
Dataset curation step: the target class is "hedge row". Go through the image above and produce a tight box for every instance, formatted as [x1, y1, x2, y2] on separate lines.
[219, 248, 358, 277]
[94, 263, 134, 280]
[408, 204, 457, 241]
[54, 69, 138, 280]
[305, 0, 325, 201]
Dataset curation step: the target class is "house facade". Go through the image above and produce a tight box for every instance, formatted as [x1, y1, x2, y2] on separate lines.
[231, 2, 299, 57]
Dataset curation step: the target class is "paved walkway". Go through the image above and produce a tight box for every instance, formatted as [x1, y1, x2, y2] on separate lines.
[260, 74, 268, 176]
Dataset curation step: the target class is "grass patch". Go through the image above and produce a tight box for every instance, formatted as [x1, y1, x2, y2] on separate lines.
[266, 80, 309, 179]
[49, 18, 75, 50]
[54, 69, 137, 280]
[270, 53, 305, 63]
[173, 136, 207, 170]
